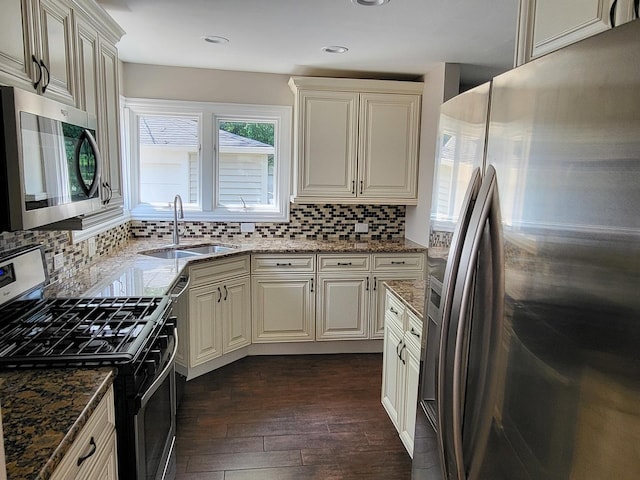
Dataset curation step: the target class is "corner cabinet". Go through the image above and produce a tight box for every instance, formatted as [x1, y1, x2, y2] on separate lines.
[289, 77, 423, 205]
[515, 0, 637, 65]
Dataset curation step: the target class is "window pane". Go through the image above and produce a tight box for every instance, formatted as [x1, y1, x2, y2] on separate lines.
[217, 121, 275, 207]
[138, 115, 200, 206]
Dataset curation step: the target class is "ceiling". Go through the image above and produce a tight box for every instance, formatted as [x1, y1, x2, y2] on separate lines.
[97, 0, 521, 87]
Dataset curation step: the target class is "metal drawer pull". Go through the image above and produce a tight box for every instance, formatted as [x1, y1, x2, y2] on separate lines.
[224, 285, 228, 301]
[390, 261, 406, 265]
[77, 437, 97, 466]
[390, 307, 399, 315]
[410, 327, 420, 338]
[276, 262, 292, 266]
[217, 287, 222, 303]
[337, 262, 352, 266]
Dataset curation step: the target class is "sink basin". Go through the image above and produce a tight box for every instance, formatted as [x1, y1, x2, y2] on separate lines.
[142, 249, 202, 259]
[140, 244, 236, 259]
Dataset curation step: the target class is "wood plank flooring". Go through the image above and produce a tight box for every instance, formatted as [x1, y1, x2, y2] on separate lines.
[175, 353, 412, 479]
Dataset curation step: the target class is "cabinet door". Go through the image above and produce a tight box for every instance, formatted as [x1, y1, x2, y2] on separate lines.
[98, 40, 123, 208]
[381, 322, 405, 431]
[252, 276, 315, 342]
[86, 432, 119, 480]
[0, 0, 34, 89]
[358, 93, 420, 201]
[189, 284, 223, 366]
[74, 16, 99, 116]
[316, 275, 369, 341]
[400, 341, 420, 458]
[35, 0, 75, 104]
[516, 0, 631, 64]
[295, 90, 358, 199]
[222, 275, 251, 354]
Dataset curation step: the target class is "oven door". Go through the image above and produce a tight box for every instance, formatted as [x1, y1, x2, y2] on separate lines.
[134, 328, 178, 480]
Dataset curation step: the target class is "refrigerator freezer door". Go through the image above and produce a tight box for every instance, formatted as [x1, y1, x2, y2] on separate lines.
[477, 20, 640, 480]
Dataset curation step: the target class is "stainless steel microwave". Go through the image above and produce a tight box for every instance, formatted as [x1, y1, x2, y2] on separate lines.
[0, 86, 102, 231]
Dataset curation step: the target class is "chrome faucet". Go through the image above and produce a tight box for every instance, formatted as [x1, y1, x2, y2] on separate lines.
[173, 194, 184, 245]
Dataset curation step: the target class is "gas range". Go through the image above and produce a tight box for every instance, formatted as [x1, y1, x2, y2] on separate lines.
[0, 244, 178, 480]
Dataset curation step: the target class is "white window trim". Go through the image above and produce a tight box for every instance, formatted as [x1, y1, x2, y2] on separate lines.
[124, 97, 292, 223]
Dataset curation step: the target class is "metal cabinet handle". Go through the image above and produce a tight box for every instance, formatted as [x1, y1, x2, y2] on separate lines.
[276, 262, 292, 267]
[77, 437, 97, 466]
[366, 277, 369, 291]
[310, 277, 314, 293]
[337, 262, 352, 266]
[217, 286, 222, 303]
[410, 327, 420, 338]
[610, 0, 618, 27]
[373, 277, 377, 291]
[31, 55, 42, 89]
[396, 339, 402, 358]
[223, 285, 228, 301]
[389, 306, 399, 315]
[39, 60, 50, 93]
[351, 180, 355, 194]
[359, 180, 363, 195]
[399, 343, 406, 365]
[390, 261, 406, 265]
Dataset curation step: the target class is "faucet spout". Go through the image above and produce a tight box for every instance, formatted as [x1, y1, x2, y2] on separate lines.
[173, 194, 184, 245]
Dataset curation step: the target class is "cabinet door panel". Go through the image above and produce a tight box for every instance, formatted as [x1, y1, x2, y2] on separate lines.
[297, 91, 358, 197]
[358, 93, 420, 199]
[223, 276, 251, 354]
[0, 0, 33, 88]
[400, 343, 420, 458]
[316, 275, 368, 340]
[381, 322, 404, 430]
[75, 16, 99, 116]
[252, 276, 314, 342]
[189, 285, 223, 366]
[37, 0, 74, 103]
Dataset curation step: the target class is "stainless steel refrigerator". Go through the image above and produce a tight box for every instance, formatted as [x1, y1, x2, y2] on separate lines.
[413, 19, 640, 480]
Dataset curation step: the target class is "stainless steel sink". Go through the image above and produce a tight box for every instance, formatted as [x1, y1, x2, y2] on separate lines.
[140, 244, 236, 259]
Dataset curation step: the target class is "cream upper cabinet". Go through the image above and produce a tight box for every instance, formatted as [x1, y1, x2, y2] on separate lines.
[0, 0, 75, 104]
[289, 77, 423, 205]
[515, 0, 636, 65]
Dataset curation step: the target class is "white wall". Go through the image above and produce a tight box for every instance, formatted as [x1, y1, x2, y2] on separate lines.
[404, 63, 460, 246]
[121, 63, 293, 106]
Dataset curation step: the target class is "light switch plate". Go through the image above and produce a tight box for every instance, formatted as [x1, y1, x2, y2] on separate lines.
[88, 237, 97, 257]
[241, 222, 255, 233]
[53, 253, 64, 271]
[355, 223, 369, 233]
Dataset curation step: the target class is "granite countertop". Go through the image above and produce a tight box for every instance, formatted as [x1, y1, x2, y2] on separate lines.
[49, 237, 426, 298]
[384, 279, 427, 319]
[0, 368, 115, 480]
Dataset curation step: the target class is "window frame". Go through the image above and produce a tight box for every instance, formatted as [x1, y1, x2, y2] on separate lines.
[124, 97, 292, 222]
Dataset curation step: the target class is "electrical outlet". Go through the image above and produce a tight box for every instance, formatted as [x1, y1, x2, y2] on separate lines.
[241, 222, 255, 233]
[53, 253, 64, 271]
[355, 223, 369, 233]
[88, 237, 97, 257]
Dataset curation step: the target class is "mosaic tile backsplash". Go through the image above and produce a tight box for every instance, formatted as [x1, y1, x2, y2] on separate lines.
[429, 230, 453, 248]
[131, 204, 406, 241]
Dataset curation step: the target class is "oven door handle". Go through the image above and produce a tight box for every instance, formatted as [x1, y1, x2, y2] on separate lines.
[139, 327, 178, 408]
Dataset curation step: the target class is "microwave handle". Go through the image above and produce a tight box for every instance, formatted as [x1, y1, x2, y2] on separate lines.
[74, 129, 103, 199]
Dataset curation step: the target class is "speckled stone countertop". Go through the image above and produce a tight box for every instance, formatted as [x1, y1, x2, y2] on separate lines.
[384, 279, 427, 319]
[49, 237, 426, 298]
[0, 368, 115, 480]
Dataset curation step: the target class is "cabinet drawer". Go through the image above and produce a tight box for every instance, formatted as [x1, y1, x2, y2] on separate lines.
[317, 254, 370, 272]
[51, 385, 116, 480]
[405, 309, 423, 352]
[373, 253, 425, 272]
[190, 255, 250, 286]
[385, 289, 405, 331]
[251, 254, 316, 274]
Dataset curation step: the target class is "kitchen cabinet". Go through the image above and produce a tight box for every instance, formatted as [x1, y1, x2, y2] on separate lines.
[0, 0, 74, 104]
[51, 385, 118, 480]
[178, 255, 251, 371]
[251, 254, 316, 342]
[316, 253, 425, 341]
[289, 77, 422, 205]
[515, 0, 637, 65]
[381, 288, 423, 457]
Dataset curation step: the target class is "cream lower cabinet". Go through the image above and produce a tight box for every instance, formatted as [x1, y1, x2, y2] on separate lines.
[178, 256, 251, 373]
[316, 253, 425, 341]
[381, 288, 423, 458]
[51, 385, 118, 480]
[289, 77, 422, 205]
[251, 254, 316, 342]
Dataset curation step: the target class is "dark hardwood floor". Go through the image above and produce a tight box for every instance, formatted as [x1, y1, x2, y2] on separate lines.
[175, 353, 412, 479]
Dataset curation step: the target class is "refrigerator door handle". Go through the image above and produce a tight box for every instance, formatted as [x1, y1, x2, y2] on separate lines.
[436, 167, 482, 480]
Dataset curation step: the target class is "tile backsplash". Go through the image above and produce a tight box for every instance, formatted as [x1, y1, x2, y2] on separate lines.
[429, 230, 453, 248]
[131, 204, 406, 241]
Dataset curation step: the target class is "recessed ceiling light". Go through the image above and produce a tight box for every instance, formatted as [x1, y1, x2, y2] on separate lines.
[351, 0, 390, 6]
[322, 46, 349, 54]
[202, 35, 229, 44]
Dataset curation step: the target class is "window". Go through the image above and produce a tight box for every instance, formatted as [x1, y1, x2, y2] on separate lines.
[124, 98, 291, 222]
